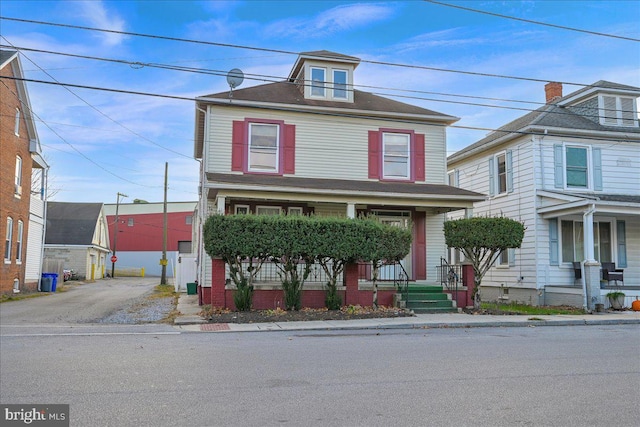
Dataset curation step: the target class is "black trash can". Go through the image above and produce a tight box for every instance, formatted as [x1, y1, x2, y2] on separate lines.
[40, 275, 53, 292]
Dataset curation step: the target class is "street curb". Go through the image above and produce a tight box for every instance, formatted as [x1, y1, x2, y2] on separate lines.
[173, 317, 640, 332]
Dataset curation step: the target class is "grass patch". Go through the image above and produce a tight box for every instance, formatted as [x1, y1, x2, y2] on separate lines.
[0, 292, 45, 303]
[481, 302, 585, 315]
[150, 283, 176, 299]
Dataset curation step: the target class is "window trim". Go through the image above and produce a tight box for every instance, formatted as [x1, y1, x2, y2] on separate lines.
[288, 207, 303, 216]
[247, 122, 280, 173]
[256, 206, 281, 216]
[563, 144, 591, 190]
[234, 205, 250, 215]
[382, 130, 413, 181]
[310, 66, 326, 97]
[5, 217, 13, 263]
[14, 108, 20, 136]
[14, 156, 23, 198]
[559, 217, 615, 265]
[332, 69, 348, 99]
[489, 150, 513, 197]
[16, 220, 23, 263]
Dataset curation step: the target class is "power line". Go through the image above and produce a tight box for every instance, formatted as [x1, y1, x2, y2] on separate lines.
[1, 37, 192, 160]
[1, 79, 161, 188]
[0, 15, 601, 86]
[4, 44, 549, 108]
[425, 0, 640, 42]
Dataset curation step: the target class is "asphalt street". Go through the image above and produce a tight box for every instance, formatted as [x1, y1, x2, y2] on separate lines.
[1, 324, 639, 426]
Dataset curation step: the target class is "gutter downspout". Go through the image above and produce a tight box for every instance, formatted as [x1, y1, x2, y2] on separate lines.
[38, 166, 49, 291]
[196, 106, 208, 300]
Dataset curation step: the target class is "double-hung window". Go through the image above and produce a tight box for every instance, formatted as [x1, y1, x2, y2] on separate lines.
[16, 220, 23, 263]
[15, 156, 22, 197]
[554, 144, 601, 190]
[565, 146, 588, 188]
[5, 217, 13, 262]
[561, 220, 612, 263]
[310, 67, 326, 97]
[383, 133, 410, 179]
[489, 151, 512, 196]
[248, 123, 279, 172]
[333, 69, 347, 99]
[14, 108, 20, 136]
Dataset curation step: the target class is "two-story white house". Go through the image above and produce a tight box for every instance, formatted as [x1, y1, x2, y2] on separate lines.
[447, 81, 640, 310]
[193, 50, 484, 309]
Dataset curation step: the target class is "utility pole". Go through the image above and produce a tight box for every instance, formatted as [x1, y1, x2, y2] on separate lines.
[111, 192, 128, 278]
[160, 162, 168, 285]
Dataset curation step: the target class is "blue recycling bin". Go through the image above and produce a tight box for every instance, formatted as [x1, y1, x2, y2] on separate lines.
[42, 273, 58, 292]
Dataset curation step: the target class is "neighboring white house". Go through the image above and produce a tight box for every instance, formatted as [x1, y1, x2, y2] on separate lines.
[447, 81, 640, 309]
[44, 202, 110, 280]
[193, 50, 485, 308]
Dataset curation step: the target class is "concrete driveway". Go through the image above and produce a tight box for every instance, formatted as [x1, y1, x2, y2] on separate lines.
[0, 277, 163, 325]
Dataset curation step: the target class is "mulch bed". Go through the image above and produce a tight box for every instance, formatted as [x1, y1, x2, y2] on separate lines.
[202, 306, 414, 323]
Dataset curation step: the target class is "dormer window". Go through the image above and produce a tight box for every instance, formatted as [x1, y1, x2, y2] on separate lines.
[600, 95, 637, 127]
[333, 69, 347, 99]
[310, 67, 325, 97]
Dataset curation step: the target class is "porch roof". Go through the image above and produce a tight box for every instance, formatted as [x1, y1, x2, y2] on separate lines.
[205, 173, 485, 211]
[537, 190, 640, 218]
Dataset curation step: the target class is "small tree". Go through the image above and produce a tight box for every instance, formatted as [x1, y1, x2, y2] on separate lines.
[269, 215, 314, 311]
[203, 215, 271, 311]
[360, 218, 412, 309]
[315, 217, 363, 310]
[444, 216, 525, 308]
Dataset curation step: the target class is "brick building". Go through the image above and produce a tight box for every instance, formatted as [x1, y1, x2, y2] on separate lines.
[1, 49, 48, 294]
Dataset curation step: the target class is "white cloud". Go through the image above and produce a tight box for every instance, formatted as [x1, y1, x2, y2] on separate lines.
[76, 0, 127, 46]
[264, 3, 395, 39]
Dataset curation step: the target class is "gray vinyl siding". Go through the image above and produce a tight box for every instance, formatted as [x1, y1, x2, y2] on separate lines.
[449, 137, 541, 291]
[206, 106, 448, 184]
[540, 136, 640, 194]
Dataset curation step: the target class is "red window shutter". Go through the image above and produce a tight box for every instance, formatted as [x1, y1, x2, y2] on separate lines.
[414, 133, 425, 181]
[283, 124, 296, 174]
[368, 130, 380, 179]
[231, 120, 245, 171]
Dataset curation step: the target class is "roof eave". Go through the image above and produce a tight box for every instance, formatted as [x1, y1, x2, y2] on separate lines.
[196, 96, 459, 125]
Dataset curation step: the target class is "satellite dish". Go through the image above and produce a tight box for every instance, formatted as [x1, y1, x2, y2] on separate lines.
[226, 68, 244, 90]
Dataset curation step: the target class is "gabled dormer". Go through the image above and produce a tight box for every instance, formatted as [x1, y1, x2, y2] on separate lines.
[555, 80, 640, 128]
[288, 50, 360, 103]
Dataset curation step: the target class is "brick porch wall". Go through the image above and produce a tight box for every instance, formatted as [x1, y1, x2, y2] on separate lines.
[201, 259, 396, 309]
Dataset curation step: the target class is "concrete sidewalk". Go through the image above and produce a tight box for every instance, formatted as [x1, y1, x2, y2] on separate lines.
[173, 293, 640, 333]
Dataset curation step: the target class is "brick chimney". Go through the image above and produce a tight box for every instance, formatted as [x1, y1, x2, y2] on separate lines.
[545, 82, 562, 103]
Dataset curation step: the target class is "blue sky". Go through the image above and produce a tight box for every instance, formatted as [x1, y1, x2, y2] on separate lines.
[1, 1, 639, 204]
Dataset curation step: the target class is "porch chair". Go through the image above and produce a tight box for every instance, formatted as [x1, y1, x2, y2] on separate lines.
[572, 262, 582, 280]
[601, 262, 624, 286]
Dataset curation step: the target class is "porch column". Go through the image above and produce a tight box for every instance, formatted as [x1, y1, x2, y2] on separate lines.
[583, 204, 596, 263]
[346, 203, 356, 219]
[583, 204, 601, 310]
[216, 196, 226, 215]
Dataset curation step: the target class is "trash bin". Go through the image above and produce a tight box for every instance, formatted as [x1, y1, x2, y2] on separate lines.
[186, 282, 197, 295]
[40, 275, 53, 292]
[42, 273, 58, 292]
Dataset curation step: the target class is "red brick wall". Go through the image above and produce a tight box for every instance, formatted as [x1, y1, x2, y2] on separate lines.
[106, 211, 193, 252]
[0, 59, 32, 294]
[204, 260, 395, 309]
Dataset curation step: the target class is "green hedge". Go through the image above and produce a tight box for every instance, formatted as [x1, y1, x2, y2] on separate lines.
[203, 214, 412, 310]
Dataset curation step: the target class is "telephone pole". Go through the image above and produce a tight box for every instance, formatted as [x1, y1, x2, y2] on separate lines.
[160, 162, 168, 285]
[111, 192, 128, 278]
